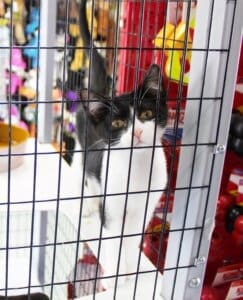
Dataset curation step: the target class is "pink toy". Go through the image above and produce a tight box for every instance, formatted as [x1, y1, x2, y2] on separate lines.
[19, 120, 28, 131]
[4, 104, 29, 131]
[10, 104, 19, 118]
[4, 48, 25, 95]
[5, 71, 23, 95]
[11, 48, 26, 70]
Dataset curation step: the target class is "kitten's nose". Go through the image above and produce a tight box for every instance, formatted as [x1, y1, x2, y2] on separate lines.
[134, 128, 143, 140]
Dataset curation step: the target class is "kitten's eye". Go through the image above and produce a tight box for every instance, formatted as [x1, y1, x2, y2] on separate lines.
[140, 110, 154, 120]
[112, 119, 127, 129]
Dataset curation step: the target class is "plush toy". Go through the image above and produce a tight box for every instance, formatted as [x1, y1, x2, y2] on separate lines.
[0, 0, 5, 16]
[153, 20, 194, 84]
[224, 168, 243, 245]
[5, 71, 23, 95]
[19, 69, 36, 99]
[11, 47, 26, 71]
[69, 0, 114, 73]
[68, 0, 97, 39]
[25, 6, 39, 36]
[69, 0, 97, 71]
[226, 204, 243, 245]
[4, 0, 27, 44]
[70, 37, 85, 72]
[4, 48, 26, 95]
[23, 31, 38, 68]
[228, 113, 243, 156]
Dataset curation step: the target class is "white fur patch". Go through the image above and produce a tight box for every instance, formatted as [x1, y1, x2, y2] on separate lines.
[100, 115, 167, 287]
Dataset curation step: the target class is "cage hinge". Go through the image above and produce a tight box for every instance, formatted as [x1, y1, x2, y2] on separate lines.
[194, 256, 206, 266]
[214, 144, 226, 154]
[188, 277, 201, 288]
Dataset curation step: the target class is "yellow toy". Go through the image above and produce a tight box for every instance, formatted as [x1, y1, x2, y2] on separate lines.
[154, 19, 195, 84]
[69, 0, 98, 71]
[0, 0, 5, 17]
[2, 0, 26, 44]
[69, 0, 115, 72]
[70, 37, 86, 72]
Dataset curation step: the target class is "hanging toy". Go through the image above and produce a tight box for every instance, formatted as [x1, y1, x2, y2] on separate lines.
[11, 47, 27, 71]
[153, 19, 195, 84]
[23, 103, 36, 136]
[0, 25, 9, 120]
[19, 69, 37, 99]
[70, 37, 85, 72]
[5, 71, 23, 95]
[25, 6, 39, 36]
[5, 47, 26, 96]
[69, 0, 98, 71]
[4, 0, 27, 45]
[23, 31, 38, 69]
[228, 113, 243, 156]
[226, 204, 243, 246]
[23, 7, 39, 69]
[225, 168, 243, 245]
[0, 0, 5, 16]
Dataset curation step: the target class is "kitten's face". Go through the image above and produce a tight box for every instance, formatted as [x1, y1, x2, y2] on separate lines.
[79, 64, 167, 148]
[111, 98, 166, 149]
[93, 98, 131, 144]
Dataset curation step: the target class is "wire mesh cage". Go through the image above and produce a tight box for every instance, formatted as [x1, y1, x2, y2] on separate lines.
[43, 211, 84, 299]
[0, 0, 243, 299]
[0, 211, 41, 295]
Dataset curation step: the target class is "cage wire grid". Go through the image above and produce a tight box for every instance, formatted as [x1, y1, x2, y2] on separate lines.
[0, 0, 242, 299]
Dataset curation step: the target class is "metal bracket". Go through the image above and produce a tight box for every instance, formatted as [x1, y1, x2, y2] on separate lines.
[214, 144, 226, 154]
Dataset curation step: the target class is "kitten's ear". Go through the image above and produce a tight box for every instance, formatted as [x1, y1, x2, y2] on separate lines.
[80, 89, 108, 122]
[141, 64, 165, 96]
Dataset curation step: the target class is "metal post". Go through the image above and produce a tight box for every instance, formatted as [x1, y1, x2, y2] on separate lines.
[161, 0, 243, 299]
[0, 27, 9, 120]
[38, 0, 57, 143]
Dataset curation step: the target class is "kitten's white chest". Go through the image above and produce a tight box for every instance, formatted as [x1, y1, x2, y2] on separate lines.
[101, 146, 167, 225]
[102, 147, 166, 193]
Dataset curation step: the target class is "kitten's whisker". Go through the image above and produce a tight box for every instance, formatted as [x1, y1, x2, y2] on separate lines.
[87, 137, 119, 150]
[104, 137, 120, 145]
[140, 86, 151, 101]
[87, 139, 104, 149]
[105, 137, 119, 142]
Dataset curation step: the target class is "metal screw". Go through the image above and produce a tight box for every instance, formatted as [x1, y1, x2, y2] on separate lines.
[189, 277, 201, 288]
[214, 144, 226, 154]
[194, 256, 206, 266]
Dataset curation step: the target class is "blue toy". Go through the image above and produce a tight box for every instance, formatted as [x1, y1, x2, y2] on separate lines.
[23, 32, 38, 68]
[23, 7, 40, 68]
[25, 7, 39, 35]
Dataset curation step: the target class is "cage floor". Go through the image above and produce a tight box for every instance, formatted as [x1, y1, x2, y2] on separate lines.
[77, 272, 163, 300]
[71, 212, 163, 299]
[0, 257, 41, 296]
[0, 139, 163, 299]
[0, 138, 81, 212]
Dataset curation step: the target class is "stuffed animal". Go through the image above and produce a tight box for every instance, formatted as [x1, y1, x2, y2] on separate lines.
[4, 0, 27, 44]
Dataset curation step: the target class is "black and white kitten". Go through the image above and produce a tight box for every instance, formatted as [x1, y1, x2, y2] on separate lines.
[75, 64, 167, 287]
